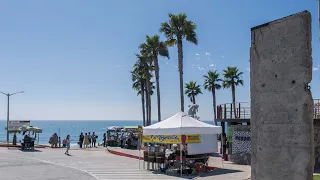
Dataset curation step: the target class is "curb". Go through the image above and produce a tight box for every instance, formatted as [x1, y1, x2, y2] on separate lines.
[107, 148, 142, 160]
[0, 144, 49, 148]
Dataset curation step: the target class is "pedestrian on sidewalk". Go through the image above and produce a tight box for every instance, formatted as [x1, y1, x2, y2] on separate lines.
[88, 132, 92, 148]
[65, 135, 71, 155]
[84, 133, 89, 148]
[79, 132, 84, 148]
[103, 133, 107, 147]
[92, 132, 97, 148]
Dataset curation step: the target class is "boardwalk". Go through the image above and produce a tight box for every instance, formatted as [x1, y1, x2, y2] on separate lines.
[0, 147, 182, 180]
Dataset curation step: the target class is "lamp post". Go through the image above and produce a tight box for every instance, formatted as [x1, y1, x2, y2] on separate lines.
[0, 91, 24, 146]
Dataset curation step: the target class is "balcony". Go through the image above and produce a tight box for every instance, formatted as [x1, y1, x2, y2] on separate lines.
[216, 99, 320, 122]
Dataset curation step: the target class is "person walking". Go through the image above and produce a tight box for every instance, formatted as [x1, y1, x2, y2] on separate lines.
[79, 132, 84, 148]
[65, 135, 71, 155]
[84, 133, 89, 148]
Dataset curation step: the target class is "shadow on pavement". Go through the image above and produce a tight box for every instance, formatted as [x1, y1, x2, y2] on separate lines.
[150, 170, 197, 179]
[19, 149, 42, 152]
[198, 168, 243, 177]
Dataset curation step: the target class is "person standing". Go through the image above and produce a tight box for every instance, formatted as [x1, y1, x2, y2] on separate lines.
[92, 132, 97, 148]
[79, 132, 84, 148]
[13, 133, 17, 145]
[88, 132, 92, 148]
[103, 133, 107, 147]
[65, 135, 71, 155]
[84, 133, 89, 148]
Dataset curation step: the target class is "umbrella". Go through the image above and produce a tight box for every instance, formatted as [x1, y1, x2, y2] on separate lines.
[108, 126, 121, 131]
[19, 126, 42, 133]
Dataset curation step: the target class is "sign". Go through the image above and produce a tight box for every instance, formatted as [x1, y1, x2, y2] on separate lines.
[142, 134, 201, 144]
[8, 121, 30, 131]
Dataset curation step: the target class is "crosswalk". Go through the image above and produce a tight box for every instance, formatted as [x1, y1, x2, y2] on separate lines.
[2, 148, 184, 180]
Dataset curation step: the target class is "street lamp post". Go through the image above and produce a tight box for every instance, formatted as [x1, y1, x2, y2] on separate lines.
[0, 91, 24, 146]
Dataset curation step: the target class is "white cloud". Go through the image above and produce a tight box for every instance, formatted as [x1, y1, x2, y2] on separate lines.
[205, 52, 211, 56]
[246, 67, 250, 72]
[313, 65, 320, 71]
[209, 64, 216, 67]
[195, 53, 200, 56]
[220, 55, 225, 58]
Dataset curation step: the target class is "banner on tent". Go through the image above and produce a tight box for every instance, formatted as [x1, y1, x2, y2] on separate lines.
[142, 134, 201, 144]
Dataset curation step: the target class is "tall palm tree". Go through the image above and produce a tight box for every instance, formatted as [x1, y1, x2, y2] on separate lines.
[131, 62, 146, 126]
[185, 81, 202, 104]
[135, 53, 154, 126]
[222, 66, 244, 118]
[203, 71, 222, 125]
[160, 13, 198, 112]
[139, 34, 169, 122]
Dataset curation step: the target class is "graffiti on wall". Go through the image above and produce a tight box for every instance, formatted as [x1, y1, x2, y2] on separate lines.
[232, 131, 251, 154]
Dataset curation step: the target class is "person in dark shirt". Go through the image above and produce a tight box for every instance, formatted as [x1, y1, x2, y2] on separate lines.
[103, 133, 107, 147]
[79, 132, 84, 148]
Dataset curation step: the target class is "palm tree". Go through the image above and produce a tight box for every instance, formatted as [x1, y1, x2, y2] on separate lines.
[185, 81, 202, 104]
[222, 66, 244, 118]
[160, 13, 198, 112]
[203, 71, 222, 125]
[139, 35, 169, 122]
[134, 53, 154, 126]
[131, 62, 146, 126]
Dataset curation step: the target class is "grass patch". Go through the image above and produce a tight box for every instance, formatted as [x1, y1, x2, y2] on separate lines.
[314, 175, 320, 180]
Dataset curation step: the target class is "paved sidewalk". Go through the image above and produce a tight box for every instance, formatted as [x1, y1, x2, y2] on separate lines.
[107, 146, 251, 180]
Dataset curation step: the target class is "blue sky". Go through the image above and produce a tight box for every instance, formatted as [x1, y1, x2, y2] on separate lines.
[0, 0, 318, 120]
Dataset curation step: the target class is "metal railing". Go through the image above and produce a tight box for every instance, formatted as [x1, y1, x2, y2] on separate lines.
[217, 99, 320, 119]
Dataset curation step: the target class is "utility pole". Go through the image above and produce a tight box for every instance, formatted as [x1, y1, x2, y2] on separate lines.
[0, 91, 24, 146]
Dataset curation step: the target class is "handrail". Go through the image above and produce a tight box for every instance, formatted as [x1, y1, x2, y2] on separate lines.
[217, 99, 320, 120]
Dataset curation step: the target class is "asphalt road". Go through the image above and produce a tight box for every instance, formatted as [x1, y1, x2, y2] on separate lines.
[0, 147, 182, 180]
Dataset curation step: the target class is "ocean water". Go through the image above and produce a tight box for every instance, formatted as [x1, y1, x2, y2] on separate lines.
[0, 120, 218, 145]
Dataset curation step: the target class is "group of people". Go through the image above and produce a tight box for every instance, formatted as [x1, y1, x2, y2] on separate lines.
[78, 132, 98, 148]
[48, 133, 71, 155]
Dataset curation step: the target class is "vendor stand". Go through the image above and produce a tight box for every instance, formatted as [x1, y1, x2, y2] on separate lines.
[19, 125, 42, 151]
[107, 126, 121, 147]
[142, 111, 222, 176]
[122, 126, 139, 149]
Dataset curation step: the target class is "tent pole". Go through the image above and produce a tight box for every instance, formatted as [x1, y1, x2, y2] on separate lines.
[180, 145, 182, 177]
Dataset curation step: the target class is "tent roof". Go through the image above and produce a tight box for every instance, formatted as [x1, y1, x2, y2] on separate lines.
[143, 111, 222, 135]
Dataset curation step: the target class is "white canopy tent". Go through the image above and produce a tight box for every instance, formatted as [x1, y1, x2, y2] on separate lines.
[141, 111, 222, 176]
[143, 111, 222, 135]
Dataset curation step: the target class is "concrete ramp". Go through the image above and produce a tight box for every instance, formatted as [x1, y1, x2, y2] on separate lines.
[250, 11, 314, 180]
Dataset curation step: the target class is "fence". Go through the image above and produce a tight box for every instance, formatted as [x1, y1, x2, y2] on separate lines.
[217, 99, 320, 119]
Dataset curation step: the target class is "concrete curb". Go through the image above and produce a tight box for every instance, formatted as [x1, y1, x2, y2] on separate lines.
[107, 148, 142, 159]
[0, 144, 49, 148]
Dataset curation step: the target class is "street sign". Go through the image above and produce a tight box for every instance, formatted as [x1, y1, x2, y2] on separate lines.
[8, 120, 30, 131]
